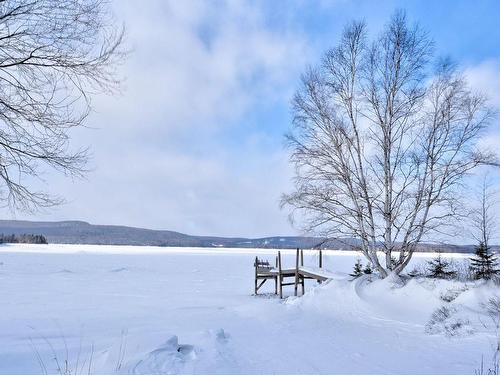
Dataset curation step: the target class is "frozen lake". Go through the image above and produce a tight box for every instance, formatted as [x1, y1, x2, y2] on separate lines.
[0, 244, 495, 374]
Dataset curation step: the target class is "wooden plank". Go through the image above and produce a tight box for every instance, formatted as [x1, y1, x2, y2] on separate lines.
[256, 275, 276, 280]
[273, 268, 295, 275]
[256, 278, 267, 292]
[298, 268, 330, 282]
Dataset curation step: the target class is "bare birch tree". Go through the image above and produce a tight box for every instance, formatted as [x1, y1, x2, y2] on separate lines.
[0, 0, 125, 210]
[470, 177, 497, 248]
[282, 11, 497, 277]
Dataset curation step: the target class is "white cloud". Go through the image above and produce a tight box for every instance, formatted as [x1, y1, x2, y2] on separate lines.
[465, 60, 500, 152]
[5, 2, 500, 240]
[94, 0, 307, 137]
[5, 0, 309, 237]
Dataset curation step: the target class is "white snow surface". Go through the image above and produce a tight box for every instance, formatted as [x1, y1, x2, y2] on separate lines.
[0, 244, 498, 374]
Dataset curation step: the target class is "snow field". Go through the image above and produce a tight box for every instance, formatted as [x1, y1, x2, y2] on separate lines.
[0, 244, 497, 374]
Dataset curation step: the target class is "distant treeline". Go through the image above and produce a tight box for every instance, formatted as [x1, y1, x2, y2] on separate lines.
[0, 233, 48, 244]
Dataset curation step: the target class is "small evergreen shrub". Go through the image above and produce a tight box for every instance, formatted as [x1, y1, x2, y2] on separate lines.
[426, 253, 457, 279]
[363, 263, 372, 275]
[470, 242, 499, 281]
[350, 259, 364, 278]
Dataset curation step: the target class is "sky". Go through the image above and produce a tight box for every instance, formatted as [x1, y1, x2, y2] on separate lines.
[5, 0, 500, 238]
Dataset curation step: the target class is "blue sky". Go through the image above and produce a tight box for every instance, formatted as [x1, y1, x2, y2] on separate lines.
[7, 0, 500, 238]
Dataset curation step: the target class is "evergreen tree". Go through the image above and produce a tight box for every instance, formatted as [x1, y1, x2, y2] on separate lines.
[0, 233, 47, 244]
[407, 267, 420, 278]
[350, 259, 364, 278]
[426, 253, 456, 279]
[363, 263, 372, 275]
[470, 242, 499, 280]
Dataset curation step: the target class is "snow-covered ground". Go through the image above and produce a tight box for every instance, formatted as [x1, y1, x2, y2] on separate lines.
[0, 244, 498, 375]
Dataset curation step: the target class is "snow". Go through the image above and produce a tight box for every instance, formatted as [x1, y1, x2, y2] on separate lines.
[0, 244, 497, 374]
[298, 266, 340, 280]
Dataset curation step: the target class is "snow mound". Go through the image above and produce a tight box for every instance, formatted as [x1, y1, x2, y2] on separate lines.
[287, 275, 441, 325]
[110, 267, 128, 273]
[111, 335, 196, 375]
[99, 329, 236, 375]
[425, 306, 474, 337]
[55, 268, 74, 274]
[287, 274, 499, 333]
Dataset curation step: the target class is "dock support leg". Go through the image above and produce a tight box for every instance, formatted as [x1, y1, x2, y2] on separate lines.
[278, 251, 283, 299]
[294, 248, 299, 297]
[254, 256, 258, 295]
[274, 256, 278, 295]
[300, 249, 305, 295]
[318, 249, 323, 284]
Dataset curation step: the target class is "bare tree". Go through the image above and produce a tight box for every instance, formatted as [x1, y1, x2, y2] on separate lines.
[0, 0, 125, 210]
[282, 11, 497, 277]
[470, 177, 497, 248]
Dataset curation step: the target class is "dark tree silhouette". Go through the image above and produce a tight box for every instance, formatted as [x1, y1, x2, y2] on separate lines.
[350, 259, 364, 278]
[0, 0, 126, 210]
[470, 242, 499, 280]
[426, 253, 456, 279]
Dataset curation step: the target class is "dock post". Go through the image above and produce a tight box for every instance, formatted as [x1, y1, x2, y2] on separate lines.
[300, 249, 305, 295]
[318, 249, 323, 284]
[294, 248, 299, 296]
[278, 251, 283, 299]
[254, 256, 258, 295]
[274, 255, 278, 295]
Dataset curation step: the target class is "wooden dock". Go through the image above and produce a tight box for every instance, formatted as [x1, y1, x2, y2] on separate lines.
[254, 248, 331, 298]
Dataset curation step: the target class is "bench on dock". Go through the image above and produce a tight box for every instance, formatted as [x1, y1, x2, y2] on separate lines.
[254, 257, 278, 295]
[254, 249, 330, 298]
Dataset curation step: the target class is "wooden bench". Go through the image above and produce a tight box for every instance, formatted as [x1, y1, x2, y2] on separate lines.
[254, 257, 278, 295]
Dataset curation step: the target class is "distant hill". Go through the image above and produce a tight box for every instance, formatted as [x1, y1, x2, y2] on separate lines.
[0, 220, 483, 253]
[0, 220, 326, 248]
